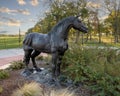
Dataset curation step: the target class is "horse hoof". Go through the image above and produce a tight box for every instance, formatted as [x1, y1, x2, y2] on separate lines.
[35, 68, 42, 72]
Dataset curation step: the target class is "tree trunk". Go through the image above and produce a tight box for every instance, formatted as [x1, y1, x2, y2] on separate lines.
[98, 27, 101, 43]
[75, 31, 80, 43]
[81, 33, 84, 45]
[97, 19, 101, 43]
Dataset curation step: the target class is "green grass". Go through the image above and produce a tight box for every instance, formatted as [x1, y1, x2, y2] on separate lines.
[70, 35, 120, 48]
[85, 40, 120, 48]
[1, 35, 120, 50]
[0, 35, 24, 49]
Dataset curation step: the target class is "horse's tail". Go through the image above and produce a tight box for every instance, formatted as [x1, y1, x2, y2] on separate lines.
[23, 33, 33, 46]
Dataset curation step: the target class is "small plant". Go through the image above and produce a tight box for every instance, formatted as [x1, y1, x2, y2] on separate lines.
[36, 55, 44, 60]
[50, 88, 75, 96]
[9, 60, 25, 70]
[0, 86, 3, 94]
[43, 55, 51, 62]
[36, 55, 51, 63]
[12, 82, 43, 96]
[0, 69, 9, 79]
[12, 82, 75, 96]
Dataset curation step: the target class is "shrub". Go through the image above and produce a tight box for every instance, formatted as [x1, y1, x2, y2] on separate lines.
[0, 69, 9, 79]
[9, 60, 25, 70]
[89, 74, 120, 96]
[62, 44, 120, 96]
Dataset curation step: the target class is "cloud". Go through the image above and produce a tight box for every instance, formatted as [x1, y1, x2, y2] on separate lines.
[0, 7, 15, 13]
[30, 0, 39, 6]
[17, 0, 39, 6]
[0, 21, 4, 26]
[0, 30, 7, 34]
[0, 16, 21, 26]
[0, 7, 30, 15]
[17, 0, 26, 5]
[7, 20, 21, 26]
[0, 21, 21, 26]
[17, 9, 30, 15]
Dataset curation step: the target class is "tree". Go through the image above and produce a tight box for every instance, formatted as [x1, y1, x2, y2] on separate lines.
[87, 1, 103, 43]
[74, 0, 89, 44]
[26, 0, 90, 43]
[104, 0, 120, 43]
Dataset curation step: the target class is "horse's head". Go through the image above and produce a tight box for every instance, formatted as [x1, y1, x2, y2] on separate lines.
[73, 16, 88, 33]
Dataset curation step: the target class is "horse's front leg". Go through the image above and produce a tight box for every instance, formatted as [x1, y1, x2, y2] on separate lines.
[51, 52, 58, 78]
[56, 53, 64, 77]
[52, 52, 64, 78]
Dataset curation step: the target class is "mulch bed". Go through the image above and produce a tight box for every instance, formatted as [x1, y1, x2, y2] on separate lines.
[0, 60, 91, 96]
[0, 70, 33, 96]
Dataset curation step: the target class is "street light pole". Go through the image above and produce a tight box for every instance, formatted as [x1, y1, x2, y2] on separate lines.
[19, 28, 21, 47]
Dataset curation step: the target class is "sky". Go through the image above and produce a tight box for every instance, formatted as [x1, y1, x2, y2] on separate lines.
[0, 0, 112, 35]
[0, 0, 50, 35]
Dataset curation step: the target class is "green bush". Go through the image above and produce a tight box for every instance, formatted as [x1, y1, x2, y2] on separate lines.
[62, 44, 120, 96]
[9, 60, 25, 70]
[0, 69, 9, 79]
[89, 74, 120, 96]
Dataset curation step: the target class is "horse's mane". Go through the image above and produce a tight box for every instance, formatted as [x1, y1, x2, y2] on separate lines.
[48, 16, 75, 35]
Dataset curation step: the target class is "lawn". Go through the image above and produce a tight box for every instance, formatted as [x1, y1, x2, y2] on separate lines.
[0, 35, 120, 50]
[0, 35, 24, 50]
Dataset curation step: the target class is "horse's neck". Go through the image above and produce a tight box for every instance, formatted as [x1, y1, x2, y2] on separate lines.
[57, 22, 72, 40]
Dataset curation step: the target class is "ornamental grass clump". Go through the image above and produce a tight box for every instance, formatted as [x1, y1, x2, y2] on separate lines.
[0, 86, 3, 94]
[12, 82, 43, 96]
[50, 88, 75, 96]
[12, 82, 75, 96]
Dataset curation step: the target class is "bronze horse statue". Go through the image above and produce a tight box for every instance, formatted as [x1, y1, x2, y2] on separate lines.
[23, 16, 88, 78]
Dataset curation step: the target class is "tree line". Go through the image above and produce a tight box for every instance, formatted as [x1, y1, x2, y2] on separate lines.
[27, 0, 120, 44]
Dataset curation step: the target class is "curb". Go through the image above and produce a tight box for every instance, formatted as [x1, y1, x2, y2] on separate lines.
[0, 63, 11, 69]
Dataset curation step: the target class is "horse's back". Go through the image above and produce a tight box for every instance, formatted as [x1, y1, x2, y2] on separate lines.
[23, 32, 50, 51]
[23, 32, 44, 45]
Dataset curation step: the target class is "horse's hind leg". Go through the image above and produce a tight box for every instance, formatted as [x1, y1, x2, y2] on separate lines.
[23, 49, 33, 69]
[31, 50, 41, 71]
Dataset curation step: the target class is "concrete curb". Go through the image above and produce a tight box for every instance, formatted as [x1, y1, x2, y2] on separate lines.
[0, 63, 11, 69]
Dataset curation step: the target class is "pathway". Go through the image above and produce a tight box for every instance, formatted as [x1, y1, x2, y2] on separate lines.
[0, 48, 48, 69]
[0, 48, 24, 69]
